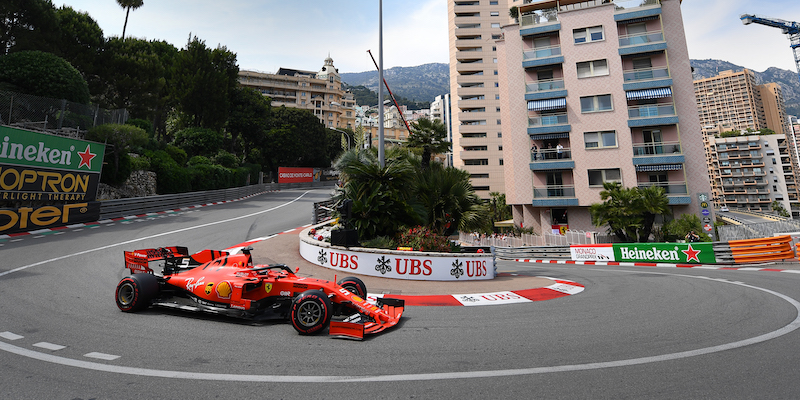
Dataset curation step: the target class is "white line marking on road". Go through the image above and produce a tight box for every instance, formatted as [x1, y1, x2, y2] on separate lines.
[0, 274, 797, 382]
[84, 352, 120, 361]
[33, 342, 66, 351]
[0, 332, 23, 340]
[0, 191, 312, 278]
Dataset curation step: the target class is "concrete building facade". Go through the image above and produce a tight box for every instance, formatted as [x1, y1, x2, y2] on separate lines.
[496, 0, 711, 234]
[449, 0, 522, 196]
[238, 56, 356, 130]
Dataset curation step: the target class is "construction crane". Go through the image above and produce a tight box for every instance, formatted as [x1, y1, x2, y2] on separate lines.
[740, 14, 800, 83]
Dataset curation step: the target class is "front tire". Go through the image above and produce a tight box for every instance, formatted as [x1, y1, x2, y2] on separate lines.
[291, 290, 332, 334]
[116, 273, 159, 312]
[337, 276, 367, 299]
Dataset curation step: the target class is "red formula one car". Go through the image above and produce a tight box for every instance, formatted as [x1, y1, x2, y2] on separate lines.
[115, 246, 403, 339]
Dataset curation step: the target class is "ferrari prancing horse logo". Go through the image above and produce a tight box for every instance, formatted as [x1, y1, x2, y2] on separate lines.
[264, 283, 273, 294]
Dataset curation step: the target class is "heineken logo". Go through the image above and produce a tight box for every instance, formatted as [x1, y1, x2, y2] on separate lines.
[617, 244, 704, 263]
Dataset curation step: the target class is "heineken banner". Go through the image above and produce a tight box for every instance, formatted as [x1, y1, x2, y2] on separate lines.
[0, 126, 106, 235]
[0, 126, 105, 173]
[571, 243, 716, 264]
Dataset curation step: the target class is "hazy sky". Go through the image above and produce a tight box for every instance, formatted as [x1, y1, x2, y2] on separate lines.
[62, 0, 799, 74]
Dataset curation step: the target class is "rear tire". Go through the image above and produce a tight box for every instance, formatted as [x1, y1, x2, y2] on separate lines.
[116, 273, 159, 312]
[290, 290, 332, 334]
[337, 276, 367, 299]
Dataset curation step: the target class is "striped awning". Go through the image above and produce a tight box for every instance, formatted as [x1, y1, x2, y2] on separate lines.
[626, 87, 672, 100]
[528, 98, 566, 111]
[621, 15, 660, 24]
[635, 164, 683, 172]
[530, 132, 570, 140]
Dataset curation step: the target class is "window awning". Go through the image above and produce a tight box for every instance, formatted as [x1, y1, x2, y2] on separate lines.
[626, 87, 672, 100]
[622, 15, 660, 24]
[528, 98, 566, 111]
[635, 164, 683, 172]
[530, 132, 570, 140]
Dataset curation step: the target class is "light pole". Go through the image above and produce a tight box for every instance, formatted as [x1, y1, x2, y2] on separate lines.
[378, 0, 385, 168]
[331, 128, 351, 149]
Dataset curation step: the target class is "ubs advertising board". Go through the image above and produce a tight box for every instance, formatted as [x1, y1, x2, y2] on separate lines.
[571, 242, 716, 264]
[0, 126, 105, 234]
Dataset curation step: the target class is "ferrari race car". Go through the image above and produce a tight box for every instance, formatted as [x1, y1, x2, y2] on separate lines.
[116, 246, 404, 339]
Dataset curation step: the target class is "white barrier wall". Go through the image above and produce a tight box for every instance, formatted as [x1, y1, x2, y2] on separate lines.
[299, 227, 495, 281]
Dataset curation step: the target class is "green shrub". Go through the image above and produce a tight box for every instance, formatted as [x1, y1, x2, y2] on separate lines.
[361, 236, 398, 250]
[214, 150, 240, 168]
[87, 123, 148, 185]
[187, 163, 234, 191]
[187, 156, 212, 166]
[146, 150, 191, 193]
[164, 145, 187, 166]
[172, 127, 223, 158]
[127, 118, 153, 135]
[129, 154, 151, 171]
[397, 226, 452, 252]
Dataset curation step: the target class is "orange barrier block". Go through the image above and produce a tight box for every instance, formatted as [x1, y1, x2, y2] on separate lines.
[728, 235, 796, 263]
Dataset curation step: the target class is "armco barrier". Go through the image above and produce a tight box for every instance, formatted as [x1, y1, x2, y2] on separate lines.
[98, 181, 335, 220]
[714, 235, 796, 264]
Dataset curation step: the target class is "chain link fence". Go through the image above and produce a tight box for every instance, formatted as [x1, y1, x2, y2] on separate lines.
[0, 90, 128, 139]
[717, 220, 800, 242]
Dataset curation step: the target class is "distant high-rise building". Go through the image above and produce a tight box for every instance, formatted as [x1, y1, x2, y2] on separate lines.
[496, 0, 712, 234]
[430, 94, 454, 166]
[238, 56, 356, 130]
[448, 0, 520, 197]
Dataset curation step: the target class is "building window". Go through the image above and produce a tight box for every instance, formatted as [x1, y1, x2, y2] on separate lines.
[574, 26, 604, 44]
[489, 1, 498, 4]
[464, 159, 489, 166]
[499, 159, 504, 165]
[470, 174, 490, 179]
[464, 146, 488, 151]
[492, 34, 501, 40]
[495, 94, 500, 100]
[497, 132, 502, 138]
[494, 82, 499, 87]
[584, 131, 617, 149]
[588, 169, 622, 187]
[580, 95, 613, 113]
[491, 23, 500, 28]
[490, 11, 499, 16]
[473, 186, 491, 191]
[462, 133, 487, 138]
[498, 145, 503, 151]
[577, 59, 609, 78]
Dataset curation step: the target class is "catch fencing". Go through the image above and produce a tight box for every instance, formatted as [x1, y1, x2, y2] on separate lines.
[717, 220, 800, 242]
[0, 90, 128, 139]
[459, 230, 617, 248]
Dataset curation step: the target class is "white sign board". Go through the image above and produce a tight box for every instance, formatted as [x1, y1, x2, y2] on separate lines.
[569, 244, 615, 261]
[300, 240, 495, 281]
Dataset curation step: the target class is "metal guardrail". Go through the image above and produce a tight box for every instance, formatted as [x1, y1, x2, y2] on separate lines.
[98, 181, 336, 220]
[495, 246, 571, 260]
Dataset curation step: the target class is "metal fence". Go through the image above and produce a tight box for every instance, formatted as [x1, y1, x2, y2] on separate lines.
[459, 229, 615, 248]
[0, 90, 128, 138]
[717, 219, 800, 242]
[99, 181, 336, 220]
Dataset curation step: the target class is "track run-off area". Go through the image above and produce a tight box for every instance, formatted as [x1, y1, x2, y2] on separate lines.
[3, 189, 800, 399]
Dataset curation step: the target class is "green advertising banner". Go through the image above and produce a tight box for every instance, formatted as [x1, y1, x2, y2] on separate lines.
[0, 126, 105, 173]
[613, 243, 716, 264]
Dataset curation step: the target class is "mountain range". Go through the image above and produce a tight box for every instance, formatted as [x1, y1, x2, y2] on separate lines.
[341, 60, 799, 117]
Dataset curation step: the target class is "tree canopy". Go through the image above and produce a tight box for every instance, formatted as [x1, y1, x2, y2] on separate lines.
[406, 117, 451, 170]
[589, 182, 671, 242]
[0, 50, 89, 103]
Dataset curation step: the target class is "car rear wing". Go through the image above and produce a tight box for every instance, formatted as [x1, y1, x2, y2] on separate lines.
[123, 246, 190, 274]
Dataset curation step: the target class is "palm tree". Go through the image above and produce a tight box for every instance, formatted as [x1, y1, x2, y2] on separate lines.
[414, 163, 487, 235]
[406, 118, 451, 170]
[116, 0, 144, 40]
[636, 185, 671, 242]
[589, 182, 671, 242]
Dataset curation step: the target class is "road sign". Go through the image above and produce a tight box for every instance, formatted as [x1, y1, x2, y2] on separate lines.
[703, 217, 711, 223]
[703, 224, 712, 232]
[701, 209, 710, 216]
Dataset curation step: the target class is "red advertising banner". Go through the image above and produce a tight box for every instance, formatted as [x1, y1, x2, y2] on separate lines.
[278, 167, 315, 183]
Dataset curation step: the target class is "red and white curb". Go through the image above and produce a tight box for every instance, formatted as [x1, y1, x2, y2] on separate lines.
[366, 278, 584, 307]
[514, 258, 800, 274]
[0, 190, 277, 241]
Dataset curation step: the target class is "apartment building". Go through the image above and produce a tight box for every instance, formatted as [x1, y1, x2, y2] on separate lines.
[449, 0, 523, 196]
[430, 94, 454, 166]
[703, 127, 799, 217]
[759, 83, 790, 135]
[238, 56, 356, 129]
[496, 0, 712, 234]
[694, 69, 765, 133]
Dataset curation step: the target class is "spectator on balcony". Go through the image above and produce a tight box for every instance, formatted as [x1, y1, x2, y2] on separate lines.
[531, 143, 539, 160]
[556, 143, 564, 159]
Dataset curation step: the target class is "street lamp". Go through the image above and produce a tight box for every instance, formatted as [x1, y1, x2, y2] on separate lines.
[331, 128, 351, 149]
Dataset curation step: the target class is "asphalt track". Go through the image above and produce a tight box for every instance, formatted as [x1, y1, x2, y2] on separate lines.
[3, 188, 800, 399]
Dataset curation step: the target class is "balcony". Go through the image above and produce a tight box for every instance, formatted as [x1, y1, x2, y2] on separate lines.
[523, 45, 564, 68]
[632, 141, 685, 166]
[525, 79, 567, 100]
[528, 113, 571, 135]
[627, 103, 678, 127]
[530, 147, 575, 170]
[614, 0, 662, 22]
[637, 181, 690, 204]
[532, 185, 579, 207]
[622, 67, 672, 91]
[618, 31, 666, 56]
[519, 9, 560, 37]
